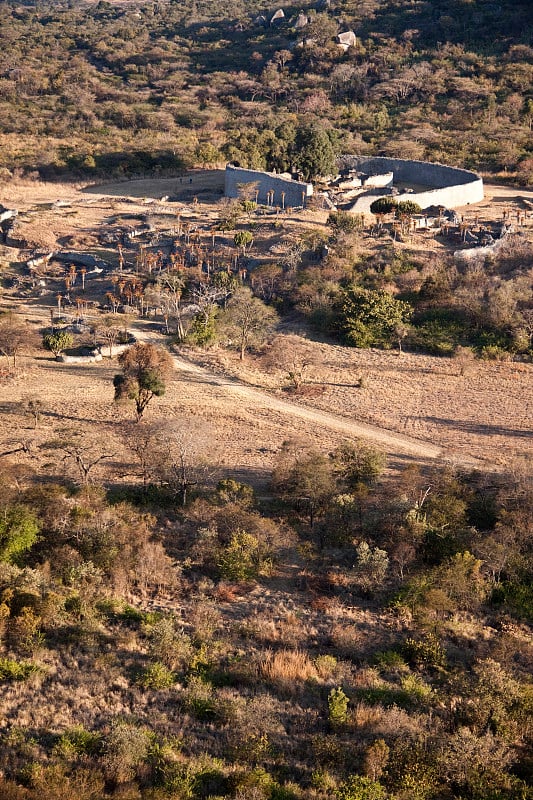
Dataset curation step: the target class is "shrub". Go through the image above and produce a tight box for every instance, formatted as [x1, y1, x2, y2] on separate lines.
[143, 616, 194, 671]
[401, 633, 446, 670]
[315, 654, 339, 679]
[139, 661, 176, 690]
[54, 726, 102, 759]
[400, 673, 433, 704]
[327, 210, 362, 232]
[328, 687, 349, 727]
[336, 774, 388, 800]
[373, 650, 409, 673]
[353, 542, 389, 594]
[0, 657, 40, 682]
[0, 505, 40, 565]
[480, 344, 513, 361]
[182, 675, 217, 720]
[396, 200, 422, 215]
[218, 530, 270, 581]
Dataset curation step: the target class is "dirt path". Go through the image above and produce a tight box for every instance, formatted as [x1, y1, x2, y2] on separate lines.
[169, 353, 443, 460]
[130, 324, 444, 462]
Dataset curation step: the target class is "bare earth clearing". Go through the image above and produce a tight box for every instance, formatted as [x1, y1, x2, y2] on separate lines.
[1, 173, 532, 486]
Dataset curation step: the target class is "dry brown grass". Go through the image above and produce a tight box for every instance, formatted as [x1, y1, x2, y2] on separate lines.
[260, 648, 319, 689]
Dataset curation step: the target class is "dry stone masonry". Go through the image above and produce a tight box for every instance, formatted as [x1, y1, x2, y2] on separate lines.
[225, 164, 314, 209]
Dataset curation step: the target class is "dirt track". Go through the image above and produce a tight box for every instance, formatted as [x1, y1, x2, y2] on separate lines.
[172, 351, 443, 460]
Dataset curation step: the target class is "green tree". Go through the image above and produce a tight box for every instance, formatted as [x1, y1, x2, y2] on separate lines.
[113, 342, 173, 421]
[294, 122, 338, 181]
[339, 287, 413, 348]
[219, 287, 278, 360]
[370, 197, 398, 215]
[0, 504, 40, 564]
[272, 443, 337, 531]
[334, 441, 386, 489]
[42, 329, 73, 358]
[233, 230, 254, 256]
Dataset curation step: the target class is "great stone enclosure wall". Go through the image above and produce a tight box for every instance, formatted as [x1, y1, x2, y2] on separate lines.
[225, 164, 313, 208]
[342, 156, 484, 212]
[224, 158, 483, 213]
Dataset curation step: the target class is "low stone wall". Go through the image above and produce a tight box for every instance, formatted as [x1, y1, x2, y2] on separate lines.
[57, 339, 135, 364]
[58, 351, 102, 364]
[225, 164, 313, 208]
[342, 156, 483, 213]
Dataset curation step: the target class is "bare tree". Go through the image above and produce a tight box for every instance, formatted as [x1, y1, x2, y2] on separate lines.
[219, 286, 278, 359]
[145, 275, 187, 339]
[94, 314, 124, 357]
[42, 433, 115, 487]
[21, 395, 45, 428]
[0, 312, 34, 367]
[134, 419, 219, 505]
[264, 334, 317, 390]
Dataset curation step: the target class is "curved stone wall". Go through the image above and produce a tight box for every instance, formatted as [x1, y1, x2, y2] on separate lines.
[342, 156, 484, 213]
[225, 164, 313, 208]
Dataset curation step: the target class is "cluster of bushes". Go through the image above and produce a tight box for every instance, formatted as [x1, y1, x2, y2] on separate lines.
[0, 424, 531, 797]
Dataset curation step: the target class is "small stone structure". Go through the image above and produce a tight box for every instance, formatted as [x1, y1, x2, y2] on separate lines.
[225, 164, 313, 208]
[341, 156, 484, 213]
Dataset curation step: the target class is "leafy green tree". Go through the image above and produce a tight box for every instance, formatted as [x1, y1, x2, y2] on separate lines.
[42, 330, 73, 357]
[396, 200, 422, 216]
[219, 286, 278, 360]
[0, 504, 40, 564]
[338, 287, 413, 348]
[186, 308, 217, 347]
[294, 122, 338, 181]
[233, 229, 254, 255]
[334, 441, 386, 489]
[113, 342, 173, 421]
[370, 197, 398, 215]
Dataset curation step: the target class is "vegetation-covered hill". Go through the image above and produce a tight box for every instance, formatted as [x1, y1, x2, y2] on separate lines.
[0, 0, 532, 180]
